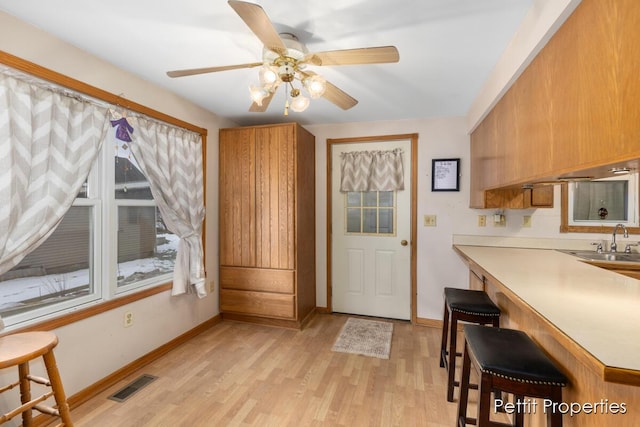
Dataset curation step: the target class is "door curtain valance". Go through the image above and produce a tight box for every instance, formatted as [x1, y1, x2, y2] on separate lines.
[340, 148, 404, 192]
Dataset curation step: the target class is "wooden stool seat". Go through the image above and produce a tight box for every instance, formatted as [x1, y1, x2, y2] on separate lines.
[458, 325, 567, 427]
[440, 287, 500, 402]
[0, 331, 73, 426]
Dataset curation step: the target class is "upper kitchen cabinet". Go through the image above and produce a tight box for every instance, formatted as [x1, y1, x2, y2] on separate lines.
[219, 123, 316, 329]
[470, 0, 640, 209]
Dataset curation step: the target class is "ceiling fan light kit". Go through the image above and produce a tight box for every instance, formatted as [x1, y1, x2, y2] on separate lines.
[166, 0, 400, 115]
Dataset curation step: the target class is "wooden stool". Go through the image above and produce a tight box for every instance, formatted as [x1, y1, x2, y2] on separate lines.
[458, 325, 567, 427]
[440, 287, 500, 402]
[0, 331, 73, 426]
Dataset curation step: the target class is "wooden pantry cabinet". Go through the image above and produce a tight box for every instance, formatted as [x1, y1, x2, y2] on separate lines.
[218, 123, 316, 329]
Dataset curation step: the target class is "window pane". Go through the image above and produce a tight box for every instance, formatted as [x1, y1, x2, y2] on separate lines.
[117, 206, 177, 287]
[346, 208, 361, 233]
[379, 209, 394, 234]
[363, 209, 377, 233]
[363, 192, 377, 207]
[77, 180, 88, 198]
[115, 156, 153, 200]
[0, 206, 93, 317]
[379, 192, 393, 207]
[347, 192, 361, 207]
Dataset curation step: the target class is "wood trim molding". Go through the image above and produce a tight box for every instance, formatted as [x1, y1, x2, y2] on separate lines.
[67, 315, 222, 409]
[325, 133, 419, 323]
[559, 182, 640, 234]
[0, 50, 207, 135]
[1, 283, 172, 337]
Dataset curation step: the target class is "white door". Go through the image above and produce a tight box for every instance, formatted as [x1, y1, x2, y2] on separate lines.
[331, 138, 412, 320]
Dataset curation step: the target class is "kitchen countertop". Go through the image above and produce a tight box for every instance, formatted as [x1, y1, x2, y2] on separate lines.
[453, 245, 640, 377]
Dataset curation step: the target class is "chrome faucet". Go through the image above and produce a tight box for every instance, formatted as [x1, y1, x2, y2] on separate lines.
[610, 223, 629, 253]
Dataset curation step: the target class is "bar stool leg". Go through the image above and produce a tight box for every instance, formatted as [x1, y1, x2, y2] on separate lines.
[42, 351, 73, 426]
[18, 362, 33, 427]
[446, 311, 460, 402]
[547, 388, 564, 427]
[514, 395, 525, 427]
[477, 373, 493, 427]
[457, 341, 472, 427]
[439, 303, 450, 368]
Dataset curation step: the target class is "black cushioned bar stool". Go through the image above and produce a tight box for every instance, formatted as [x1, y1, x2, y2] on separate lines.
[440, 287, 500, 402]
[458, 325, 567, 427]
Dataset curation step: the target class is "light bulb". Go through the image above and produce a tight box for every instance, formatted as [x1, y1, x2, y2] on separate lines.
[259, 65, 279, 89]
[290, 95, 310, 112]
[249, 85, 269, 106]
[303, 75, 326, 99]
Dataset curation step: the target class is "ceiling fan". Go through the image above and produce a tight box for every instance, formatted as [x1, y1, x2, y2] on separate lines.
[166, 0, 400, 114]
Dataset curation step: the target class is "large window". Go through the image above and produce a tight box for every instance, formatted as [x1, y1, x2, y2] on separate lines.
[0, 129, 177, 326]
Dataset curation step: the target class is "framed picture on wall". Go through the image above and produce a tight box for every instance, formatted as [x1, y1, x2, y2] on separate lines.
[431, 158, 460, 191]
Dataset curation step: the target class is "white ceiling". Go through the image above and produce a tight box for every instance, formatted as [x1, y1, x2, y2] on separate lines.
[0, 0, 533, 127]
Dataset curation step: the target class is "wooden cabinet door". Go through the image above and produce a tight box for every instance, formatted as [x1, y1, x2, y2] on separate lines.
[254, 125, 295, 270]
[219, 127, 256, 267]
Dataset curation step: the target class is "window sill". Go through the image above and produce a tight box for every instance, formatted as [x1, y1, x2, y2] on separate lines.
[1, 282, 172, 336]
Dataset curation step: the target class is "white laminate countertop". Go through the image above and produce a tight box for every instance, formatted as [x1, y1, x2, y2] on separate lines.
[454, 245, 640, 373]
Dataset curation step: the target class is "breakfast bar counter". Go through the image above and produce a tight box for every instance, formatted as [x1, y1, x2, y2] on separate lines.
[453, 245, 640, 426]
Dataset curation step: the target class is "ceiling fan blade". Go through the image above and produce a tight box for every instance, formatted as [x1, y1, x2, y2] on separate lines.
[228, 0, 287, 55]
[305, 46, 399, 66]
[249, 90, 275, 112]
[301, 70, 358, 110]
[322, 80, 359, 110]
[167, 62, 262, 78]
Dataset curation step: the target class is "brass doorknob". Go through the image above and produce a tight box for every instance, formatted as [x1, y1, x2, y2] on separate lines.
[401, 240, 408, 246]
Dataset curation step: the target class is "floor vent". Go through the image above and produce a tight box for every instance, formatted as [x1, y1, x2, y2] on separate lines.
[108, 374, 158, 402]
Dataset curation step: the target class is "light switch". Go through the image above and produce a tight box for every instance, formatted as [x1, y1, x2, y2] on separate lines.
[424, 215, 437, 227]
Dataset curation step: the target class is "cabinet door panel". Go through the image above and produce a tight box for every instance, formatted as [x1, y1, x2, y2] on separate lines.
[219, 128, 256, 267]
[255, 125, 295, 270]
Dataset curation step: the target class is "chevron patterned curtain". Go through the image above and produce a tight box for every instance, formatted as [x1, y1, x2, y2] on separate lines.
[129, 119, 206, 298]
[0, 71, 108, 277]
[340, 148, 405, 192]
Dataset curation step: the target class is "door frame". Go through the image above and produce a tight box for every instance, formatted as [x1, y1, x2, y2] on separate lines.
[326, 133, 418, 323]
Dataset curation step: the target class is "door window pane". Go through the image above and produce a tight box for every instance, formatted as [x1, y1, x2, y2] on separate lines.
[379, 209, 394, 234]
[347, 208, 361, 233]
[363, 209, 377, 233]
[344, 191, 396, 235]
[379, 192, 393, 207]
[347, 192, 361, 207]
[363, 192, 377, 207]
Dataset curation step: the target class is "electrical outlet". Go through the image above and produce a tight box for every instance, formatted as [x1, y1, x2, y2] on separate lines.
[523, 215, 532, 228]
[424, 215, 437, 227]
[493, 213, 506, 227]
[477, 215, 486, 227]
[123, 311, 134, 328]
[208, 279, 215, 293]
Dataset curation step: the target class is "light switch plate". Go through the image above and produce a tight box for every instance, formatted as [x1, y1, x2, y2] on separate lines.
[424, 215, 437, 227]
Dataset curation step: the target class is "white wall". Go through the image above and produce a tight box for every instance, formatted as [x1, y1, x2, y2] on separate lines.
[0, 11, 234, 402]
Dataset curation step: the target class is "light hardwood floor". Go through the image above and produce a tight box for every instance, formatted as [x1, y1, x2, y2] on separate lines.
[70, 314, 465, 426]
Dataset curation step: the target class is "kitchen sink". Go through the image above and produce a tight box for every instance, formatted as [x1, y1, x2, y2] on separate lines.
[558, 250, 640, 263]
